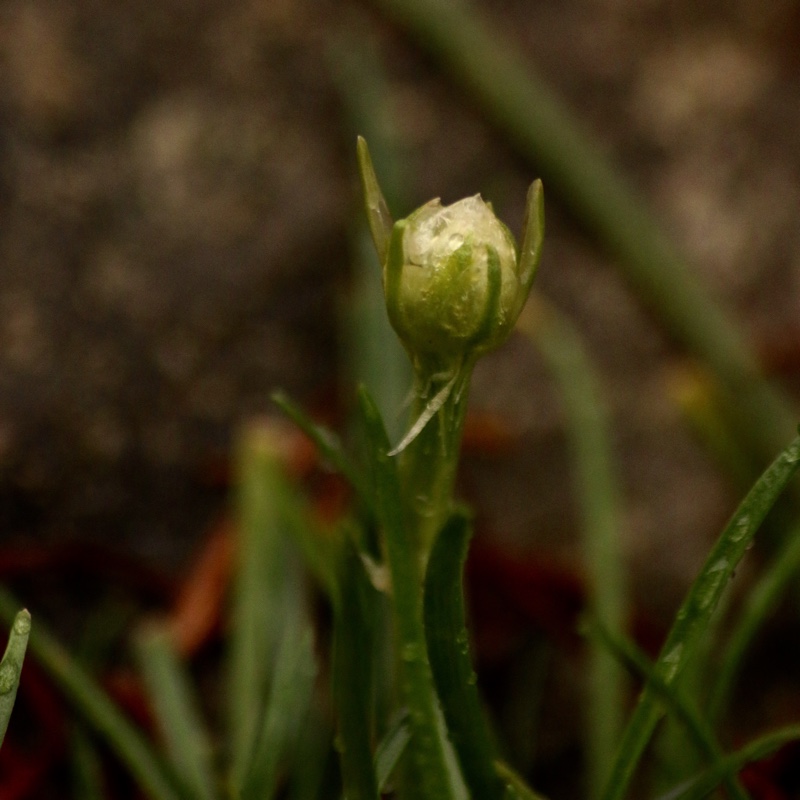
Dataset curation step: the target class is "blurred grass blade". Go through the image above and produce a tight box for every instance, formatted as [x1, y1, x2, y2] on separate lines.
[134, 623, 218, 800]
[331, 539, 380, 800]
[272, 390, 370, 506]
[655, 725, 800, 800]
[601, 433, 800, 800]
[518, 298, 626, 796]
[0, 586, 183, 800]
[240, 617, 317, 800]
[287, 705, 333, 800]
[375, 710, 411, 791]
[366, 0, 796, 472]
[70, 724, 105, 800]
[587, 620, 747, 800]
[228, 421, 303, 791]
[424, 511, 505, 800]
[0, 608, 30, 748]
[708, 520, 800, 722]
[357, 385, 458, 800]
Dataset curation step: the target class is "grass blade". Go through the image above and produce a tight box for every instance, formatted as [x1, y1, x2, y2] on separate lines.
[708, 520, 800, 723]
[519, 298, 627, 796]
[601, 432, 800, 800]
[240, 616, 317, 800]
[0, 586, 183, 800]
[331, 538, 380, 800]
[271, 391, 370, 507]
[70, 724, 106, 800]
[424, 510, 505, 800]
[228, 422, 303, 791]
[134, 623, 218, 800]
[0, 608, 30, 749]
[587, 620, 747, 800]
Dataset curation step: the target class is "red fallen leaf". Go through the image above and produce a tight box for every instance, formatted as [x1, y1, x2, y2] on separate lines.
[462, 410, 517, 455]
[168, 516, 235, 658]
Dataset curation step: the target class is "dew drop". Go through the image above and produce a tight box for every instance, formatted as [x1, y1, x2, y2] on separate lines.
[0, 661, 17, 694]
[730, 516, 750, 542]
[661, 644, 683, 682]
[402, 643, 420, 663]
[13, 612, 31, 636]
[783, 442, 800, 464]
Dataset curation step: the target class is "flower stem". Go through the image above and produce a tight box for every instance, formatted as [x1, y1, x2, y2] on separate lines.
[398, 360, 474, 567]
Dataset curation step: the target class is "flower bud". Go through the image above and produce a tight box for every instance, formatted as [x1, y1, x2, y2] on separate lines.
[357, 136, 544, 371]
[386, 195, 520, 360]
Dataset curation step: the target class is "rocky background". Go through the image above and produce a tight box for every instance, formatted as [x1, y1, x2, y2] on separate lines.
[1, 0, 799, 632]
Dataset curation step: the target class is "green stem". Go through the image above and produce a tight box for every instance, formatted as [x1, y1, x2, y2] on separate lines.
[519, 299, 626, 798]
[359, 387, 458, 800]
[398, 360, 473, 566]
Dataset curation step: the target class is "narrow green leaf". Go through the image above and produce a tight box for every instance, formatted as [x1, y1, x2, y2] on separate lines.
[134, 623, 218, 800]
[356, 136, 394, 266]
[272, 390, 371, 509]
[287, 705, 333, 800]
[240, 617, 317, 800]
[587, 620, 747, 800]
[424, 511, 505, 800]
[331, 539, 380, 800]
[0, 586, 183, 800]
[357, 386, 458, 800]
[601, 433, 800, 800]
[520, 299, 626, 796]
[70, 724, 106, 800]
[708, 520, 800, 722]
[228, 423, 303, 791]
[0, 608, 30, 749]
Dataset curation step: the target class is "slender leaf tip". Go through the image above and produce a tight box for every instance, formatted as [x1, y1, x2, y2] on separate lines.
[357, 136, 393, 266]
[518, 178, 545, 292]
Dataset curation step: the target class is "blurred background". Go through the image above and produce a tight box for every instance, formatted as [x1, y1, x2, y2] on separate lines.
[1, 0, 800, 793]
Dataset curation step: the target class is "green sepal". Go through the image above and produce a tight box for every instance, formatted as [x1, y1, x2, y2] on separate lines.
[517, 179, 545, 301]
[357, 136, 394, 266]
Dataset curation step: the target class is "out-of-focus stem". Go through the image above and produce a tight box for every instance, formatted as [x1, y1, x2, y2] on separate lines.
[519, 298, 626, 798]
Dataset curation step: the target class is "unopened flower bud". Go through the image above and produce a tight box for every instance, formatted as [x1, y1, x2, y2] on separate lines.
[387, 195, 519, 360]
[357, 137, 544, 371]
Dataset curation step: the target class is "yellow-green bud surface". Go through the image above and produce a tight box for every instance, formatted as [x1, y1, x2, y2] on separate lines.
[390, 195, 519, 360]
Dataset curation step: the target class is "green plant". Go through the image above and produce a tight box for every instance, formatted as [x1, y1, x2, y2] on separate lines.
[0, 608, 30, 750]
[0, 136, 798, 800]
